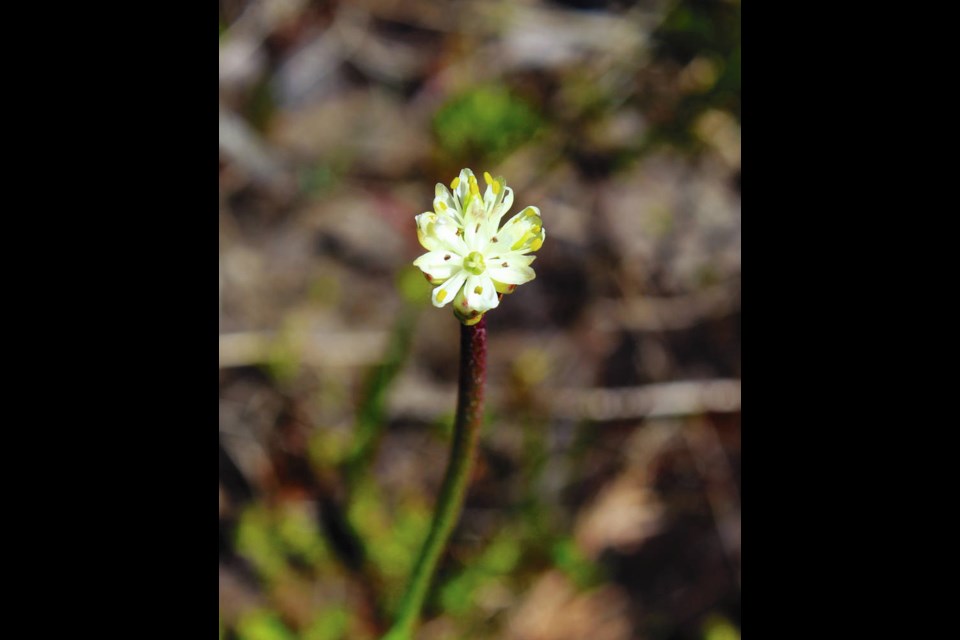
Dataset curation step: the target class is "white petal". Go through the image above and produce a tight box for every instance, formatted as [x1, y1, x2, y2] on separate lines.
[415, 212, 442, 251]
[463, 274, 500, 314]
[434, 184, 461, 223]
[482, 173, 504, 213]
[483, 183, 497, 211]
[431, 271, 467, 308]
[487, 253, 536, 286]
[488, 186, 514, 232]
[432, 216, 469, 254]
[463, 197, 489, 251]
[496, 206, 545, 253]
[498, 186, 514, 216]
[413, 250, 464, 284]
[417, 212, 469, 254]
[488, 267, 536, 289]
[455, 168, 475, 203]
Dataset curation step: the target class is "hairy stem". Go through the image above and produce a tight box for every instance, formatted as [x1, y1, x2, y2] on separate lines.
[383, 317, 487, 640]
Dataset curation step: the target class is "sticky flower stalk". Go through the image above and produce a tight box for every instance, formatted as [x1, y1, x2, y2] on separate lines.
[383, 317, 487, 640]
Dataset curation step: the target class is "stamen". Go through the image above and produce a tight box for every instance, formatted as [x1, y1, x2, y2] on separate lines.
[451, 177, 460, 189]
[474, 286, 483, 294]
[437, 289, 448, 302]
[483, 171, 493, 185]
[492, 181, 501, 195]
[438, 201, 448, 211]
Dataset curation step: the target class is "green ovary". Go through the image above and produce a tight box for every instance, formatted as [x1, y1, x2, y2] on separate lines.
[463, 251, 486, 275]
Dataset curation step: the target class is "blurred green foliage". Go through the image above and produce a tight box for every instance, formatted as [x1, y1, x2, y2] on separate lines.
[307, 272, 342, 308]
[266, 336, 301, 385]
[397, 266, 432, 306]
[343, 290, 420, 489]
[299, 164, 339, 198]
[647, 0, 741, 149]
[236, 504, 332, 583]
[347, 480, 431, 612]
[302, 609, 351, 640]
[246, 78, 277, 133]
[433, 86, 543, 164]
[550, 537, 601, 590]
[237, 506, 289, 582]
[236, 610, 298, 640]
[702, 614, 741, 640]
[439, 532, 522, 616]
[265, 315, 310, 385]
[276, 506, 331, 568]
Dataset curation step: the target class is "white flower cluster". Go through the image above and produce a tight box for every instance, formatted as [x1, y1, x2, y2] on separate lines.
[413, 169, 546, 325]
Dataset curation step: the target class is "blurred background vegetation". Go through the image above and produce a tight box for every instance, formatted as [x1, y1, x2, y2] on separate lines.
[219, 0, 740, 638]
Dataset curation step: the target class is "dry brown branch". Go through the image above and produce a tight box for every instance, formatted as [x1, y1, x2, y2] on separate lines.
[592, 279, 741, 332]
[219, 330, 390, 369]
[388, 378, 741, 422]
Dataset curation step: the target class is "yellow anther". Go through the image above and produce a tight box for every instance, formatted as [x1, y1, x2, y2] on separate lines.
[437, 289, 448, 302]
[451, 177, 460, 189]
[483, 171, 493, 185]
[438, 201, 448, 211]
[529, 237, 544, 252]
[470, 182, 480, 196]
[525, 208, 538, 217]
[474, 285, 483, 294]
[492, 181, 501, 195]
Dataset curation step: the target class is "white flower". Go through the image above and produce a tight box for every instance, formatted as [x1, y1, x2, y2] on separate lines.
[413, 169, 546, 325]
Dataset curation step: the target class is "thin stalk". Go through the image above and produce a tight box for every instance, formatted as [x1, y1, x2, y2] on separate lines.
[383, 317, 487, 640]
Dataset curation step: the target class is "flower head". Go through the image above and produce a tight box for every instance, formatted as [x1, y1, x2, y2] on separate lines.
[413, 169, 546, 325]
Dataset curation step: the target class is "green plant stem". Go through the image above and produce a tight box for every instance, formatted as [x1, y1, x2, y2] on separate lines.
[383, 317, 487, 640]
